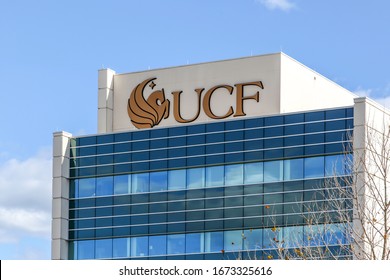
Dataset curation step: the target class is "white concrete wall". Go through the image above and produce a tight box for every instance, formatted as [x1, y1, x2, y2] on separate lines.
[280, 54, 356, 113]
[353, 97, 390, 259]
[52, 131, 72, 260]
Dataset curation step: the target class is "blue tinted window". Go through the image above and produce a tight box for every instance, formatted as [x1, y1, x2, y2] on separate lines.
[114, 175, 131, 195]
[168, 169, 186, 190]
[244, 162, 263, 184]
[224, 164, 243, 186]
[78, 136, 96, 146]
[206, 166, 224, 187]
[186, 233, 204, 254]
[95, 239, 112, 259]
[205, 231, 223, 252]
[149, 235, 167, 256]
[114, 132, 131, 142]
[224, 230, 243, 251]
[264, 161, 283, 182]
[114, 143, 131, 153]
[78, 178, 96, 198]
[132, 173, 149, 193]
[304, 156, 325, 178]
[283, 226, 303, 248]
[187, 124, 205, 134]
[263, 228, 282, 249]
[265, 116, 283, 126]
[305, 111, 324, 122]
[326, 109, 346, 119]
[284, 113, 304, 124]
[325, 154, 345, 176]
[113, 238, 130, 258]
[131, 236, 148, 257]
[187, 167, 205, 189]
[243, 229, 262, 250]
[284, 159, 304, 180]
[150, 171, 168, 192]
[78, 240, 95, 259]
[96, 176, 113, 196]
[151, 128, 168, 138]
[167, 234, 185, 255]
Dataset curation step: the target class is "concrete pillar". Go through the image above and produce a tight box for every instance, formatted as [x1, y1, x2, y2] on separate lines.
[98, 68, 115, 133]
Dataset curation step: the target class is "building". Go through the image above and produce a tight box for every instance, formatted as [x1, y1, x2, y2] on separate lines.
[52, 53, 390, 260]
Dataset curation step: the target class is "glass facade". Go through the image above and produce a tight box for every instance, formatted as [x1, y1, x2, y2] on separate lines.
[68, 108, 354, 259]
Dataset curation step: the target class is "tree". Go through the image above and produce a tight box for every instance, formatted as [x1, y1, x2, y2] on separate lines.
[265, 112, 390, 260]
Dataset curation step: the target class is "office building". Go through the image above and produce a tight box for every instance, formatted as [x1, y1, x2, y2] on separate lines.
[52, 53, 389, 259]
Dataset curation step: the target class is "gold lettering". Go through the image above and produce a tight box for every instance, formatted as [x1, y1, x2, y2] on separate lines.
[203, 85, 234, 119]
[172, 88, 204, 123]
[234, 81, 264, 117]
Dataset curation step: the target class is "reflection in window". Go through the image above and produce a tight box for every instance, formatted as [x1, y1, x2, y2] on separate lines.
[205, 231, 223, 253]
[114, 175, 131, 195]
[225, 164, 243, 186]
[78, 178, 96, 198]
[325, 154, 345, 177]
[187, 168, 205, 189]
[78, 240, 95, 259]
[243, 229, 262, 250]
[96, 176, 113, 196]
[113, 238, 130, 258]
[304, 157, 325, 178]
[132, 173, 149, 193]
[168, 169, 186, 190]
[264, 161, 283, 182]
[263, 227, 282, 249]
[150, 171, 168, 192]
[244, 162, 263, 184]
[149, 235, 167, 256]
[283, 226, 303, 248]
[206, 166, 224, 187]
[284, 159, 303, 180]
[224, 230, 243, 252]
[95, 239, 113, 259]
[131, 236, 148, 257]
[186, 233, 204, 254]
[167, 234, 185, 255]
[304, 225, 324, 247]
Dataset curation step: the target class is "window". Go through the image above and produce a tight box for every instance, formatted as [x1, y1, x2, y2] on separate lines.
[325, 154, 345, 177]
[283, 226, 303, 248]
[244, 162, 263, 184]
[224, 230, 243, 252]
[206, 166, 224, 187]
[149, 235, 167, 256]
[205, 231, 223, 253]
[225, 164, 243, 186]
[167, 234, 185, 255]
[131, 236, 148, 257]
[186, 167, 205, 189]
[264, 161, 283, 182]
[304, 157, 325, 178]
[95, 239, 113, 259]
[168, 169, 186, 190]
[150, 171, 168, 192]
[78, 178, 95, 198]
[132, 173, 149, 193]
[243, 229, 262, 250]
[78, 240, 94, 259]
[96, 176, 113, 196]
[114, 175, 131, 195]
[186, 233, 204, 254]
[284, 159, 303, 180]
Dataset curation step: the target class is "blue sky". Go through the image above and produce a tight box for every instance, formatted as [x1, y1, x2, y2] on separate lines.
[0, 0, 389, 259]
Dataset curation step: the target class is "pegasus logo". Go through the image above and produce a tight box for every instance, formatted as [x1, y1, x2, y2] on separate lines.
[127, 78, 170, 129]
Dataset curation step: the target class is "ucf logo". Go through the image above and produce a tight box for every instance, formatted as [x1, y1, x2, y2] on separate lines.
[128, 77, 264, 129]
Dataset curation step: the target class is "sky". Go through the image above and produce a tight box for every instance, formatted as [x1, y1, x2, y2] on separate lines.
[0, 0, 389, 259]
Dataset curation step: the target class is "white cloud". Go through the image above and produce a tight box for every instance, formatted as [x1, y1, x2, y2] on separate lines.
[257, 0, 295, 11]
[0, 148, 52, 259]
